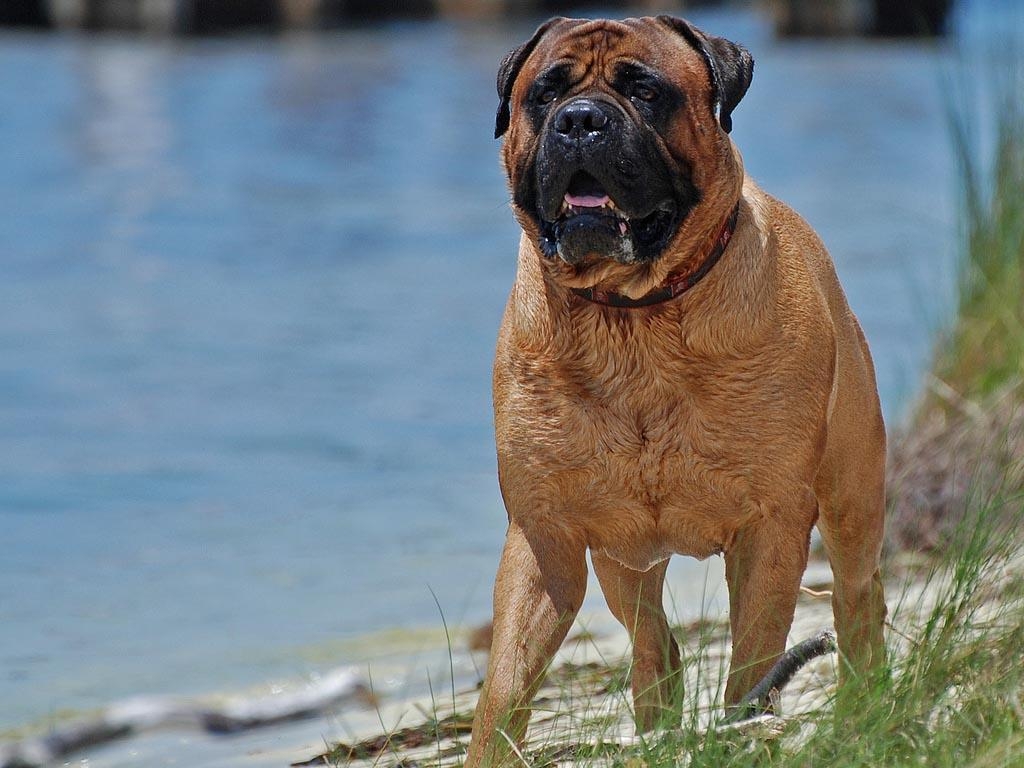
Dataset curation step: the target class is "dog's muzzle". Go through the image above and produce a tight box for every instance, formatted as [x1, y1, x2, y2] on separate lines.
[534, 97, 680, 266]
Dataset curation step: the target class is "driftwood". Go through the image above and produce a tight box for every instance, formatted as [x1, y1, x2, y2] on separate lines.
[0, 667, 369, 768]
[721, 629, 838, 726]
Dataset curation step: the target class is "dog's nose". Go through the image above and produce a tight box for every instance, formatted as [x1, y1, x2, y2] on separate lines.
[553, 99, 609, 140]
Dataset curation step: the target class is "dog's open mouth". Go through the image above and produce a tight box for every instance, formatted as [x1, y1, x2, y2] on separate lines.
[559, 171, 628, 234]
[539, 171, 678, 264]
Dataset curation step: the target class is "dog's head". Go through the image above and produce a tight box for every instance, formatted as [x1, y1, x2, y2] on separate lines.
[495, 16, 753, 296]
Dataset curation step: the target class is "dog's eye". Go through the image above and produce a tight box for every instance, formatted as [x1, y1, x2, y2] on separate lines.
[631, 84, 658, 103]
[537, 87, 558, 105]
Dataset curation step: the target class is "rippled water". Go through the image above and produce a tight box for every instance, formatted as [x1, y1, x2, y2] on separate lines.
[0, 3, 966, 758]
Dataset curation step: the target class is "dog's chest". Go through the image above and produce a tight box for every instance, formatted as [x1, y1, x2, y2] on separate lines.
[505, 354, 690, 466]
[574, 383, 768, 559]
[583, 391, 699, 501]
[581, 384, 749, 498]
[497, 339, 820, 564]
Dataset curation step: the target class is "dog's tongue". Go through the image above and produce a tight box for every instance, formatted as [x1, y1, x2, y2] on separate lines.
[564, 192, 610, 208]
[564, 172, 612, 209]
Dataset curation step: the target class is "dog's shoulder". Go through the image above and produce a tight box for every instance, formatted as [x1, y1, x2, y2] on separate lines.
[740, 183, 857, 343]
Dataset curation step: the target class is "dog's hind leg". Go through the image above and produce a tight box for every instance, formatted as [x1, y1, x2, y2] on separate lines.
[806, 307, 889, 685]
[466, 521, 588, 768]
[592, 551, 682, 730]
[815, 438, 887, 680]
[814, 326, 887, 682]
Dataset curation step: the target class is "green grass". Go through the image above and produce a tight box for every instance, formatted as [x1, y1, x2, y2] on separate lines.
[937, 50, 1024, 399]
[886, 34, 1024, 552]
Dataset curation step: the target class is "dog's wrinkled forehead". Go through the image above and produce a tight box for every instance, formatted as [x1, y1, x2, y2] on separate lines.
[527, 17, 637, 62]
[494, 15, 753, 138]
[526, 18, 698, 76]
[543, 20, 704, 88]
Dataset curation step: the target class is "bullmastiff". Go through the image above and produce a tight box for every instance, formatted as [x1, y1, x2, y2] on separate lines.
[467, 15, 887, 766]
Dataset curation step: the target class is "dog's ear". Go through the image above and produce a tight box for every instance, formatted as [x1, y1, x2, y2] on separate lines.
[494, 18, 563, 139]
[657, 15, 754, 134]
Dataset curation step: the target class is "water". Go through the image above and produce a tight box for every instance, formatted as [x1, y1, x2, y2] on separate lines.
[0, 3, 965, 761]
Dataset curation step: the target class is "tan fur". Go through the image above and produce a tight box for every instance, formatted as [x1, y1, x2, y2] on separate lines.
[467, 18, 886, 767]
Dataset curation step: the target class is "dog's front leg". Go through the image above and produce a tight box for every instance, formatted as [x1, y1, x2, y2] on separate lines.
[465, 521, 587, 768]
[723, 502, 815, 708]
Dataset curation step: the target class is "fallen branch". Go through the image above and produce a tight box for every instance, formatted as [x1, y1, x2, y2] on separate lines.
[721, 629, 838, 725]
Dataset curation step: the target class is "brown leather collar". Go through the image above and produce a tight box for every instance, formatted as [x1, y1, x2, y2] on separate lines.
[571, 203, 740, 309]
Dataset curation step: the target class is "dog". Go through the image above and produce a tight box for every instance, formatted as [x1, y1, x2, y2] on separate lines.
[467, 16, 887, 766]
